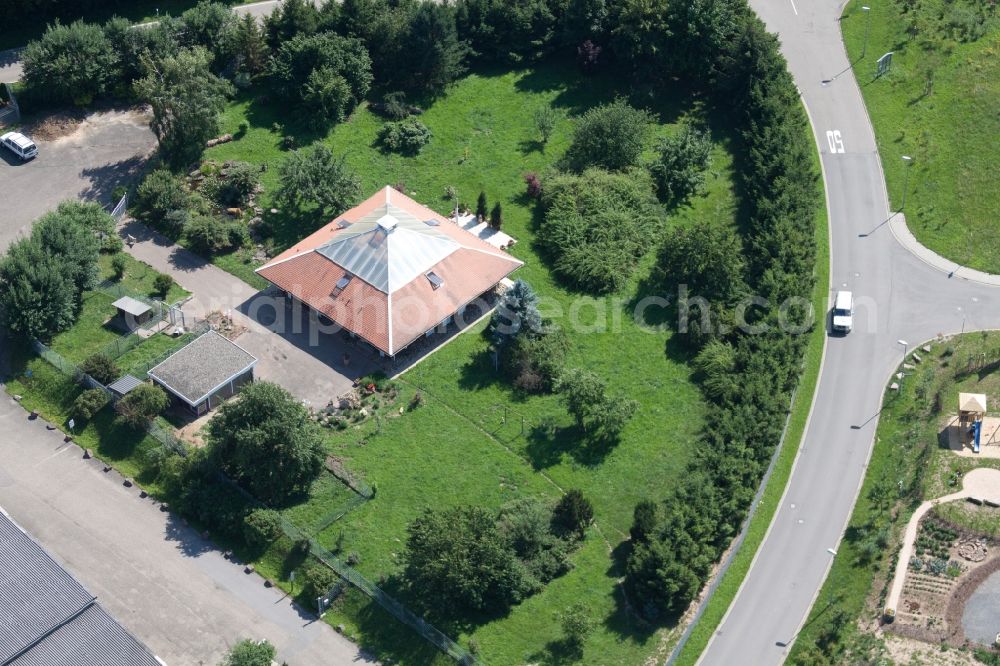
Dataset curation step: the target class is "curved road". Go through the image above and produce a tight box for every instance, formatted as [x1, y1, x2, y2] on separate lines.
[699, 0, 1000, 664]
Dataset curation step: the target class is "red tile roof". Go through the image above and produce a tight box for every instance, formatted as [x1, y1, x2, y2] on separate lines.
[257, 187, 523, 355]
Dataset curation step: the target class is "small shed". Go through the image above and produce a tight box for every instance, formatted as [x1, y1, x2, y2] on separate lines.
[112, 296, 153, 330]
[959, 393, 988, 424]
[107, 374, 144, 399]
[148, 331, 257, 415]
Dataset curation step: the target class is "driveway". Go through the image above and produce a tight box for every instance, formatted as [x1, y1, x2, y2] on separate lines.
[121, 220, 373, 407]
[0, 393, 375, 666]
[0, 108, 155, 251]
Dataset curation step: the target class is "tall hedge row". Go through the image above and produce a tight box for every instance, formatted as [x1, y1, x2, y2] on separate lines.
[623, 9, 820, 620]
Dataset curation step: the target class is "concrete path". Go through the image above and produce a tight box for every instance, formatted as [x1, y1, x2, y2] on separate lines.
[0, 393, 375, 666]
[120, 219, 367, 407]
[886, 468, 1000, 614]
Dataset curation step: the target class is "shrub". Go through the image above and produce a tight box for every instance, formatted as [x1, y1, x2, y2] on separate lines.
[163, 209, 192, 235]
[243, 508, 283, 549]
[489, 203, 503, 230]
[377, 91, 411, 120]
[533, 106, 558, 144]
[476, 191, 488, 220]
[72, 388, 109, 421]
[153, 273, 174, 298]
[184, 215, 246, 255]
[200, 161, 260, 207]
[302, 562, 339, 599]
[630, 500, 660, 544]
[378, 118, 432, 155]
[563, 99, 653, 172]
[553, 489, 594, 538]
[555, 368, 638, 442]
[276, 144, 360, 216]
[408, 392, 424, 411]
[539, 168, 662, 293]
[560, 602, 592, 655]
[116, 383, 169, 428]
[404, 505, 529, 614]
[135, 170, 190, 227]
[22, 20, 118, 105]
[81, 353, 120, 385]
[220, 638, 276, 666]
[490, 279, 543, 344]
[650, 124, 713, 208]
[110, 253, 128, 281]
[502, 328, 569, 394]
[524, 172, 542, 199]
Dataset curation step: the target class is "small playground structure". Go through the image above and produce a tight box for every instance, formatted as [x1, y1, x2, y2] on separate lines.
[947, 393, 1000, 456]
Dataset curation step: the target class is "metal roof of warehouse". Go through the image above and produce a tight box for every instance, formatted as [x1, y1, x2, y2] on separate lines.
[0, 509, 161, 666]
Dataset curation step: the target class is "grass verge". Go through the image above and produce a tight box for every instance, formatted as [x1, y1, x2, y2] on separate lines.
[841, 0, 1000, 273]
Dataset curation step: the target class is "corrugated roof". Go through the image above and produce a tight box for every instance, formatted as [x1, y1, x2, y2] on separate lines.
[0, 510, 161, 666]
[0, 510, 95, 664]
[112, 297, 151, 318]
[107, 375, 144, 396]
[8, 605, 161, 666]
[147, 331, 256, 407]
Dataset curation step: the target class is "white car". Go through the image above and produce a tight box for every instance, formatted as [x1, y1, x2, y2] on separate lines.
[1, 131, 38, 161]
[832, 290, 854, 333]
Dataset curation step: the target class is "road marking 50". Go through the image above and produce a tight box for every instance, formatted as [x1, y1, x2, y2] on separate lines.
[826, 130, 845, 154]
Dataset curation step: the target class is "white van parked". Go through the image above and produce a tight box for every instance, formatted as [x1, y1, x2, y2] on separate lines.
[1, 131, 38, 161]
[832, 290, 854, 333]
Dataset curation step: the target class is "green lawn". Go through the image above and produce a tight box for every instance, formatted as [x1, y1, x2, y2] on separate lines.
[788, 331, 1000, 663]
[44, 253, 189, 364]
[98, 252, 189, 304]
[842, 0, 1000, 273]
[4, 340, 167, 491]
[201, 59, 742, 664]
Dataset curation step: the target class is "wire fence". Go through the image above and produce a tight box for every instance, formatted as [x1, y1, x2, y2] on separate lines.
[278, 516, 480, 665]
[29, 339, 113, 398]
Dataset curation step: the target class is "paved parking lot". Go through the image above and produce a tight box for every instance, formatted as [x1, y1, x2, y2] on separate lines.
[0, 107, 155, 251]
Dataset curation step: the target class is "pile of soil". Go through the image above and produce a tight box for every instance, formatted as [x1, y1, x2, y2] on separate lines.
[23, 110, 86, 140]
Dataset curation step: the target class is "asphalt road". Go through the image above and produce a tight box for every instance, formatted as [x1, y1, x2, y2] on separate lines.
[698, 1, 1000, 664]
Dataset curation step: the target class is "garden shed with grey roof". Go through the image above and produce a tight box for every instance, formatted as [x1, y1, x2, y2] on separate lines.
[147, 331, 257, 415]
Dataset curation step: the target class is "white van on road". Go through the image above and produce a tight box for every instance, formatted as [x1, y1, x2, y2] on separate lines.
[832, 290, 854, 333]
[1, 131, 38, 161]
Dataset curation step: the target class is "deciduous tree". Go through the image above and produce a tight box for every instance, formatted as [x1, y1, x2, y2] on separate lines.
[205, 381, 325, 504]
[136, 47, 234, 169]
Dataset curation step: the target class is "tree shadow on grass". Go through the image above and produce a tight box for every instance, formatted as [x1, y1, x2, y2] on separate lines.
[524, 420, 618, 470]
[604, 540, 663, 643]
[89, 410, 148, 461]
[342, 588, 452, 665]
